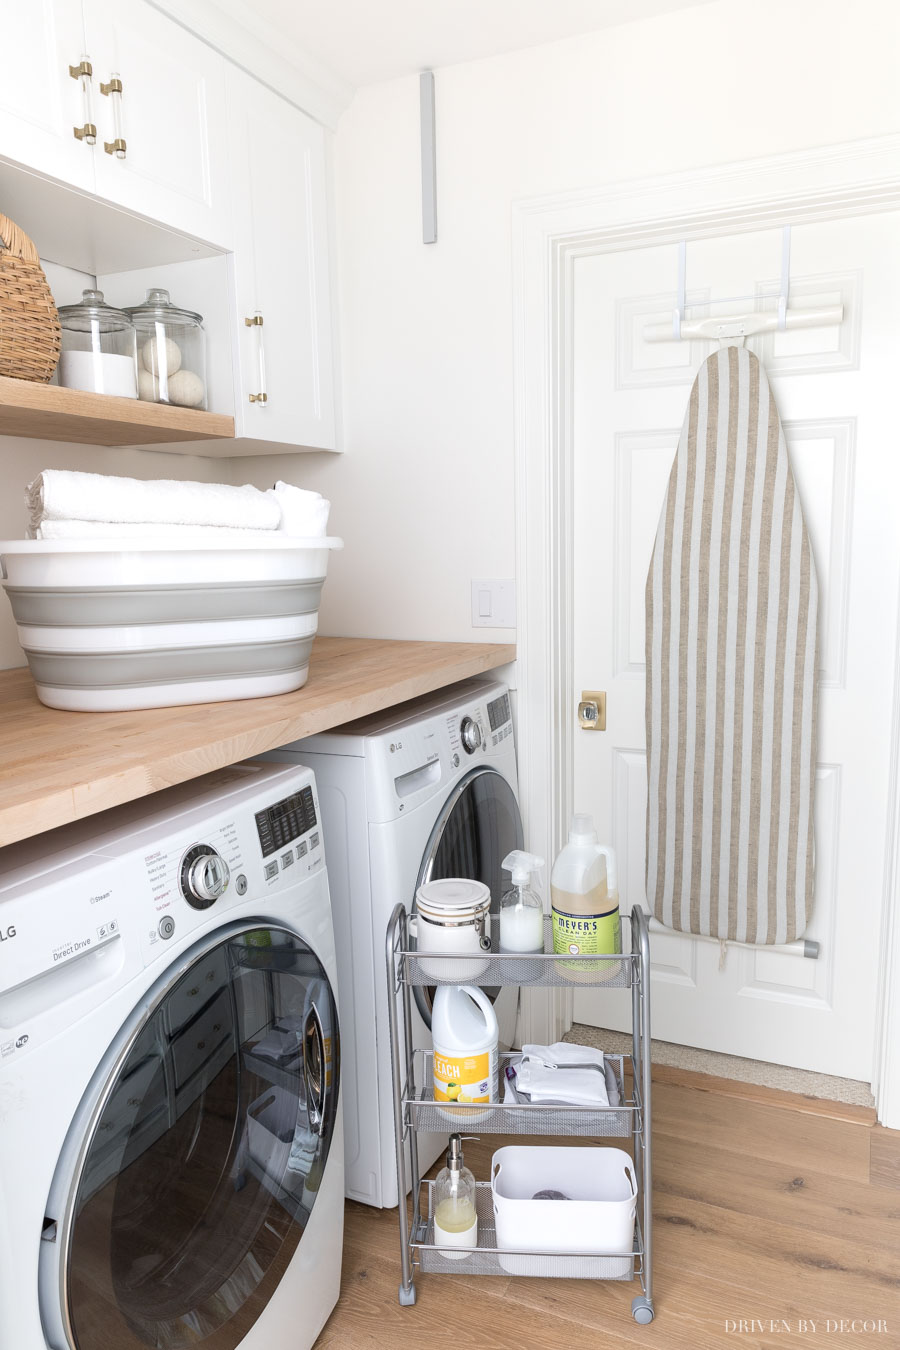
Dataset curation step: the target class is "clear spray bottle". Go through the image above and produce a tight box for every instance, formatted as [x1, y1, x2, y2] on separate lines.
[500, 849, 545, 954]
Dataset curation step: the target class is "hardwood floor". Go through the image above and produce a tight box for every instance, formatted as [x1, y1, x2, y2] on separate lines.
[317, 1073, 900, 1349]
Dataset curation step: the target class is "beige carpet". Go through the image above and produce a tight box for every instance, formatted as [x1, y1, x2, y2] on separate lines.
[564, 1022, 875, 1107]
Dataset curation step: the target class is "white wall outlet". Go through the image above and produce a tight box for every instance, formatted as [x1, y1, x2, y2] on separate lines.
[471, 579, 516, 628]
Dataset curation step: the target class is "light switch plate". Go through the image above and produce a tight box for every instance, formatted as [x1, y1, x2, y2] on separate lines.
[471, 579, 516, 628]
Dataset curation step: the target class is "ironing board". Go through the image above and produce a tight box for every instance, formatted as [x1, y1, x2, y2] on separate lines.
[645, 345, 818, 945]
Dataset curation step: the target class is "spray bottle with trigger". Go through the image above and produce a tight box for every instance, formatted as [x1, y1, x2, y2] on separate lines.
[499, 849, 545, 954]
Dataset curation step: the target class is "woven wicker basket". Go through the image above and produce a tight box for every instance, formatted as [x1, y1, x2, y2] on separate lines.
[0, 213, 61, 383]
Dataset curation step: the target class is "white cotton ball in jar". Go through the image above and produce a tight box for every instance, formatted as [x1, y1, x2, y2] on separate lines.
[166, 369, 206, 408]
[141, 335, 182, 377]
[137, 369, 160, 402]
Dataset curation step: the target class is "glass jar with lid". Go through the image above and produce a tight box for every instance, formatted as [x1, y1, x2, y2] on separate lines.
[57, 289, 138, 399]
[125, 287, 207, 410]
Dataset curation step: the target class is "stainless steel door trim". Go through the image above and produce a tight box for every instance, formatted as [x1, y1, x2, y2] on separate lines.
[37, 920, 323, 1350]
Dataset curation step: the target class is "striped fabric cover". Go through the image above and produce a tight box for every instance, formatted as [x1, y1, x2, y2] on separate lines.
[645, 346, 818, 944]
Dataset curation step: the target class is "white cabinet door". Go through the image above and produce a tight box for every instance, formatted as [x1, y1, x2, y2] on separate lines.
[0, 0, 94, 190]
[84, 0, 231, 246]
[227, 67, 336, 450]
[570, 215, 900, 1081]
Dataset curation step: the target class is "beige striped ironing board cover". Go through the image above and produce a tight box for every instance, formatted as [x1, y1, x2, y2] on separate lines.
[645, 345, 818, 944]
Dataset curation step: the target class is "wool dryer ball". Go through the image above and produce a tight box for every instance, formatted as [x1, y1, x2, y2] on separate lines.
[137, 369, 159, 402]
[166, 369, 206, 408]
[141, 336, 182, 376]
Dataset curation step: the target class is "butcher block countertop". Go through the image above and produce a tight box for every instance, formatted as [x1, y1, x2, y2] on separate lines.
[0, 636, 515, 847]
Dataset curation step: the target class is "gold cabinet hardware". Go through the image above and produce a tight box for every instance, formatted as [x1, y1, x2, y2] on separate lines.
[69, 60, 93, 79]
[104, 137, 127, 157]
[73, 123, 97, 143]
[245, 315, 264, 326]
[100, 77, 123, 96]
[248, 392, 268, 403]
[577, 690, 606, 731]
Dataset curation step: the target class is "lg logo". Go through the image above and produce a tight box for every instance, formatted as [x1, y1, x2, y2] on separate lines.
[0, 926, 17, 943]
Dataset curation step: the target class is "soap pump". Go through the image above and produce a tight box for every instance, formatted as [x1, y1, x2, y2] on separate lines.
[433, 1134, 478, 1258]
[500, 849, 545, 954]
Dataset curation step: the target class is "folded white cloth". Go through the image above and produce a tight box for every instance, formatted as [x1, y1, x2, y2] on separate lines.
[521, 1041, 604, 1069]
[27, 469, 281, 534]
[32, 519, 281, 542]
[515, 1059, 610, 1107]
[267, 481, 330, 537]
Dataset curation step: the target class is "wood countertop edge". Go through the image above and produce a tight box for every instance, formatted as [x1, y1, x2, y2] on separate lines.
[0, 638, 516, 846]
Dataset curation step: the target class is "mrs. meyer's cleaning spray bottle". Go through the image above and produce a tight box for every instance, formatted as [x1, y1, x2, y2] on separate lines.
[550, 814, 620, 980]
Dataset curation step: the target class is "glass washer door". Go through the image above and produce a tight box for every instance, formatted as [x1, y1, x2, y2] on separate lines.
[43, 924, 339, 1350]
[413, 766, 523, 1024]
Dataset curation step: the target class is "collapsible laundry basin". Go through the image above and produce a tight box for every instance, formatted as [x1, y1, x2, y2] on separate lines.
[0, 536, 342, 711]
[491, 1144, 637, 1278]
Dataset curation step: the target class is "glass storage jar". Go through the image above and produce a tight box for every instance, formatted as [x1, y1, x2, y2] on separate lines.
[57, 289, 138, 399]
[125, 287, 207, 410]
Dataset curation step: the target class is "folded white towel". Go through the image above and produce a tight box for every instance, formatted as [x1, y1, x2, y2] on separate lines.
[27, 469, 280, 533]
[521, 1042, 605, 1069]
[515, 1060, 610, 1107]
[267, 481, 330, 537]
[33, 520, 280, 542]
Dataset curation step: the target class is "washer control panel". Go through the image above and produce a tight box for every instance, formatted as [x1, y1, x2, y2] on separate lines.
[255, 785, 317, 858]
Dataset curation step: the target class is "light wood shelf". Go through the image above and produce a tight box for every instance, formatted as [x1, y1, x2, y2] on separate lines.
[0, 375, 234, 447]
[0, 636, 515, 847]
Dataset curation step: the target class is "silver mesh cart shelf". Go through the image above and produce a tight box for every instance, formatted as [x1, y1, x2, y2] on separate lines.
[385, 905, 655, 1324]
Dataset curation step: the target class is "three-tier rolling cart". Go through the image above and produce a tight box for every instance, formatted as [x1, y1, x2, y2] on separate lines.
[385, 904, 655, 1323]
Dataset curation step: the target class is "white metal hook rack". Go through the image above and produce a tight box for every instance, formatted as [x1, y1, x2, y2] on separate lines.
[644, 226, 843, 345]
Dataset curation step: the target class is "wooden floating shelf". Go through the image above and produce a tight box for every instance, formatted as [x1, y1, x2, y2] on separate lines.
[0, 637, 516, 847]
[0, 375, 234, 447]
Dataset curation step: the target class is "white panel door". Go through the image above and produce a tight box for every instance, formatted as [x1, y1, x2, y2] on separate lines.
[0, 0, 93, 190]
[226, 67, 336, 450]
[571, 215, 900, 1080]
[85, 0, 231, 245]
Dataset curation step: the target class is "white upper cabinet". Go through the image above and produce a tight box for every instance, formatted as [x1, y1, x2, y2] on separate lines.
[84, 0, 232, 246]
[226, 67, 336, 450]
[0, 0, 94, 191]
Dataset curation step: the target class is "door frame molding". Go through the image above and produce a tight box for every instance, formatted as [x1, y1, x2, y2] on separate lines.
[512, 133, 900, 1122]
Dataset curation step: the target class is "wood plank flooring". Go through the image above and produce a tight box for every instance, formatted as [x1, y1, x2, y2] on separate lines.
[317, 1076, 900, 1349]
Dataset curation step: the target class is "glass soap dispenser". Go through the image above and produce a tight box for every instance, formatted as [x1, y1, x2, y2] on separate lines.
[499, 850, 546, 954]
[433, 1134, 477, 1258]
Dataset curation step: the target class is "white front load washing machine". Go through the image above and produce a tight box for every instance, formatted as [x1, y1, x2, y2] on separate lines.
[0, 761, 343, 1350]
[263, 679, 522, 1208]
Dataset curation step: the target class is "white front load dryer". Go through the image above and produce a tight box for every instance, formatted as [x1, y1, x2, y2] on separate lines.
[0, 762, 342, 1350]
[263, 679, 522, 1208]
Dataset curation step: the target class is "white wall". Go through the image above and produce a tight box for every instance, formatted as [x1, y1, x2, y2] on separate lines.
[268, 0, 900, 644]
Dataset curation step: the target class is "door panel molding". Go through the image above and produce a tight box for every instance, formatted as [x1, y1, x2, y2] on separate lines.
[512, 133, 900, 1119]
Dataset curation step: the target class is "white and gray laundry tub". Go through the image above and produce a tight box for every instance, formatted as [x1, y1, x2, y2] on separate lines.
[0, 536, 342, 711]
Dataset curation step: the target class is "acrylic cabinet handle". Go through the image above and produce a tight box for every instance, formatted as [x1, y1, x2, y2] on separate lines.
[70, 57, 96, 145]
[245, 313, 267, 405]
[100, 73, 126, 158]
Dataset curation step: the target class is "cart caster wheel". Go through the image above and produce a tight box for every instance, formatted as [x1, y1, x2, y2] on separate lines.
[398, 1283, 417, 1307]
[632, 1297, 654, 1324]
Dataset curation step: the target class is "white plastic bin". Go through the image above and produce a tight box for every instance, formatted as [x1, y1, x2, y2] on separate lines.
[0, 536, 342, 711]
[491, 1144, 637, 1277]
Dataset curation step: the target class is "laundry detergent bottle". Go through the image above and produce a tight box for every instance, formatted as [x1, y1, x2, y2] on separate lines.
[550, 814, 620, 980]
[432, 984, 499, 1119]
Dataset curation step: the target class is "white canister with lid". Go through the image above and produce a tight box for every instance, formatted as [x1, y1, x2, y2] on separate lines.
[413, 878, 492, 980]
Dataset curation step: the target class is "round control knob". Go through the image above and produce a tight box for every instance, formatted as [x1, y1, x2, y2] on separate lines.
[180, 845, 230, 910]
[460, 716, 483, 755]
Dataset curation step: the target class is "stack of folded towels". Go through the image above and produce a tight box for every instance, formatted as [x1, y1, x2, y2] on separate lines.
[25, 469, 330, 541]
[503, 1042, 621, 1107]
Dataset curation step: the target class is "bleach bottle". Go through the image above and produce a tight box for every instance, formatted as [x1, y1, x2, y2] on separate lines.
[432, 984, 499, 1122]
